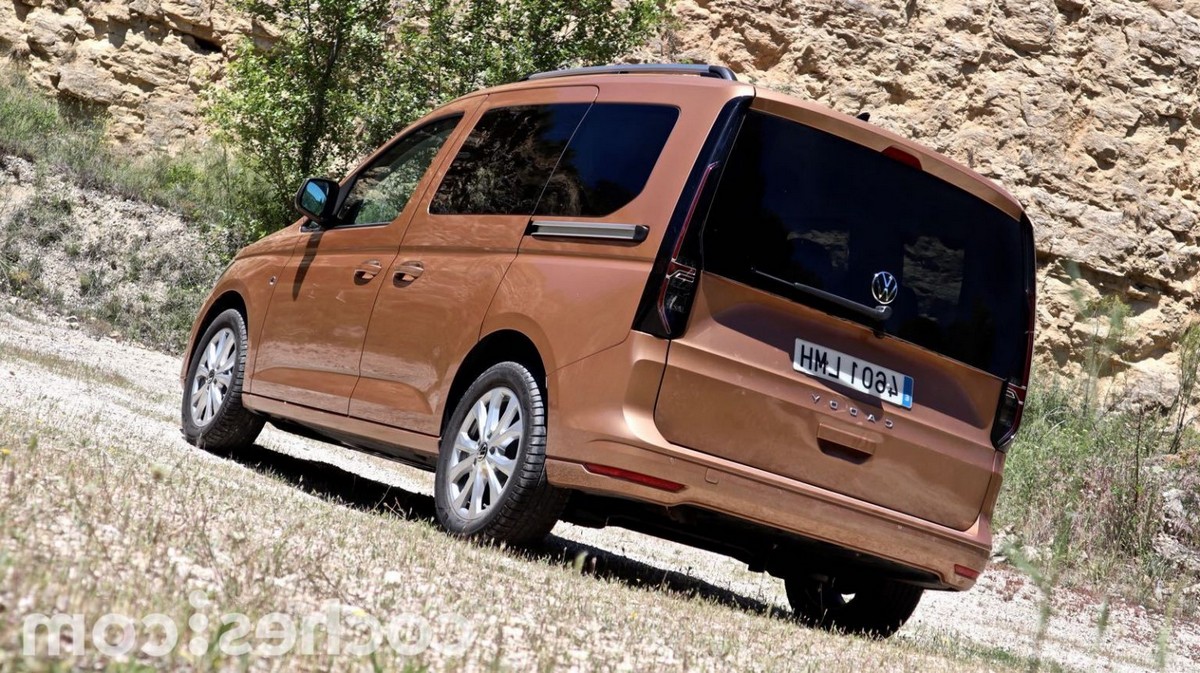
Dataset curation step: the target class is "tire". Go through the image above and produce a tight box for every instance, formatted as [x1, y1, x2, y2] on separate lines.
[785, 574, 923, 638]
[434, 361, 566, 545]
[181, 308, 264, 452]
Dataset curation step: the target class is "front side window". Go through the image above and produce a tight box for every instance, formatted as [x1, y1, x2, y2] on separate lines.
[430, 104, 590, 216]
[338, 116, 460, 226]
[703, 111, 1028, 381]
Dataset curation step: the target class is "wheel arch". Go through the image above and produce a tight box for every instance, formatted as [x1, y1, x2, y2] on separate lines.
[441, 329, 547, 436]
[187, 291, 248, 362]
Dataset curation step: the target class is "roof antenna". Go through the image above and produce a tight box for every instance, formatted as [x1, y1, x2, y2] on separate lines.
[856, 111, 871, 122]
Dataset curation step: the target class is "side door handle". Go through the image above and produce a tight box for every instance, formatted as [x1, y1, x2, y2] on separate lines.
[393, 261, 424, 283]
[354, 259, 384, 281]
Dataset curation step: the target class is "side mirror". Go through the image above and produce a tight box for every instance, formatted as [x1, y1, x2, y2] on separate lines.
[293, 177, 340, 226]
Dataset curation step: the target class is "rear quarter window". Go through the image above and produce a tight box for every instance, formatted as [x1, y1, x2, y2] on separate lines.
[430, 104, 590, 216]
[431, 102, 678, 218]
[537, 104, 678, 217]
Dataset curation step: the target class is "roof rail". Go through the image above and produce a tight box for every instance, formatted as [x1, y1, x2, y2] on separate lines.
[521, 63, 737, 82]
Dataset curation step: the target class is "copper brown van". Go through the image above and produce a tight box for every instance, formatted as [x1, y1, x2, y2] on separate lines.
[181, 64, 1036, 638]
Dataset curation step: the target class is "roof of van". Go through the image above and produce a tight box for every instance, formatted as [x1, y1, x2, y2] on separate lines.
[447, 65, 1024, 220]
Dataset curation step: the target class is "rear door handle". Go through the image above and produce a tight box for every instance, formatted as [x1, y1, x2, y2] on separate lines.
[816, 424, 877, 465]
[354, 259, 383, 281]
[393, 261, 424, 283]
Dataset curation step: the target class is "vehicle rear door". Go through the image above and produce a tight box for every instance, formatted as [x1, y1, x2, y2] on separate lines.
[654, 103, 1032, 531]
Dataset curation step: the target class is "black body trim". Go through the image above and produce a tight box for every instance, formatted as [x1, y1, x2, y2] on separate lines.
[527, 221, 648, 242]
[631, 96, 751, 337]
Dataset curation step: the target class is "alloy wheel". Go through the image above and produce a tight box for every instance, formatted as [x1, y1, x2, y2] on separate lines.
[189, 327, 237, 427]
[444, 386, 522, 520]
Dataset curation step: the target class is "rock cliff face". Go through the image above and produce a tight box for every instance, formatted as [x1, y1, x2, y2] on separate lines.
[2, 0, 1199, 400]
[0, 0, 267, 147]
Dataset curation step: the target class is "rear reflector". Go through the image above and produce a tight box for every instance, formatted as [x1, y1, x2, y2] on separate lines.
[583, 463, 686, 493]
[882, 146, 922, 170]
[953, 564, 981, 580]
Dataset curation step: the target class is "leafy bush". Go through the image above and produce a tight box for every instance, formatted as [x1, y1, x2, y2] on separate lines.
[207, 0, 666, 235]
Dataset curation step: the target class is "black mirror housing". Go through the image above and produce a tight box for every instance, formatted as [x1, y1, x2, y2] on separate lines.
[293, 177, 341, 226]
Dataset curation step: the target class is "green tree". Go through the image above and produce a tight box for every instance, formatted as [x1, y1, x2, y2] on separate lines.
[208, 0, 665, 237]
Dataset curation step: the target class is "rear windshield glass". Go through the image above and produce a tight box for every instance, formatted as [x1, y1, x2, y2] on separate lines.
[703, 110, 1028, 381]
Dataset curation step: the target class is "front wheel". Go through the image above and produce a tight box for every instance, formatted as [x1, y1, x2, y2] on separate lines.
[785, 574, 923, 638]
[181, 308, 264, 451]
[434, 362, 566, 545]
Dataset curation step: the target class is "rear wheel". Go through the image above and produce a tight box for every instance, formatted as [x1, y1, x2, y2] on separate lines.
[785, 574, 923, 638]
[181, 308, 264, 451]
[434, 362, 566, 544]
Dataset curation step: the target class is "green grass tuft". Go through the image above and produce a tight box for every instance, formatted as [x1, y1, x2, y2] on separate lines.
[997, 324, 1200, 613]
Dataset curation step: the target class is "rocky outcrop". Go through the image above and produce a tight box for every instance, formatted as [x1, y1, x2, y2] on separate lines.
[0, 0, 271, 148]
[2, 0, 1199, 402]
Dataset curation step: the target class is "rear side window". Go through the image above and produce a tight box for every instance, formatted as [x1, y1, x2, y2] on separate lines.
[430, 104, 589, 215]
[537, 104, 678, 217]
[703, 111, 1028, 381]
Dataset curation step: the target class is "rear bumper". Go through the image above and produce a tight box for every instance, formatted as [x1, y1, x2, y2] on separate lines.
[546, 332, 997, 591]
[546, 453, 992, 590]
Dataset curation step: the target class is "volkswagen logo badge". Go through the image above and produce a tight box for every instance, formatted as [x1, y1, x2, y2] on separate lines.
[871, 271, 899, 305]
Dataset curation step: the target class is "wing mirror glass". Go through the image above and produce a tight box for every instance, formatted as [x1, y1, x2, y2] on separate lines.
[293, 177, 340, 226]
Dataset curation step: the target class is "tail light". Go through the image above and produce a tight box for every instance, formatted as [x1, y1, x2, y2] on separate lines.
[994, 226, 1036, 451]
[650, 161, 718, 335]
[991, 383, 1026, 449]
[633, 96, 749, 338]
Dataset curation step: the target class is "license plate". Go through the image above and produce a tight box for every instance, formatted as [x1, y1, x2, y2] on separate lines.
[793, 338, 914, 409]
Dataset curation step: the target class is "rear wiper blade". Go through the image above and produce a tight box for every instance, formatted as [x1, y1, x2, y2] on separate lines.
[751, 268, 892, 323]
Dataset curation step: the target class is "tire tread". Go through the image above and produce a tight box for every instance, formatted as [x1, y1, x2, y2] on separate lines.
[182, 308, 264, 452]
[435, 361, 566, 545]
[786, 575, 923, 638]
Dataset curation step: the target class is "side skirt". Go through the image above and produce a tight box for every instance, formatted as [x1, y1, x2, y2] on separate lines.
[242, 393, 440, 470]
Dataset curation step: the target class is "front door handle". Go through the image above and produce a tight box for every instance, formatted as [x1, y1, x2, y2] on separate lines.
[354, 259, 383, 281]
[393, 261, 424, 283]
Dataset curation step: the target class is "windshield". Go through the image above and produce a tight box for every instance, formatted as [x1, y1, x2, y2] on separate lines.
[702, 110, 1029, 382]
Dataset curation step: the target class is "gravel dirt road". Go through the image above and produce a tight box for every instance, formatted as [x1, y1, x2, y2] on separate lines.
[1, 306, 1196, 672]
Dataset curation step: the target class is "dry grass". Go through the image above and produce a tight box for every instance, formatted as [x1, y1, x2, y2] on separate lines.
[0, 341, 138, 392]
[0, 405, 1036, 672]
[0, 313, 1062, 672]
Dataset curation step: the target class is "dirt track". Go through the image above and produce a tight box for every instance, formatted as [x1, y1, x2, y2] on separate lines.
[1, 305, 1197, 672]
